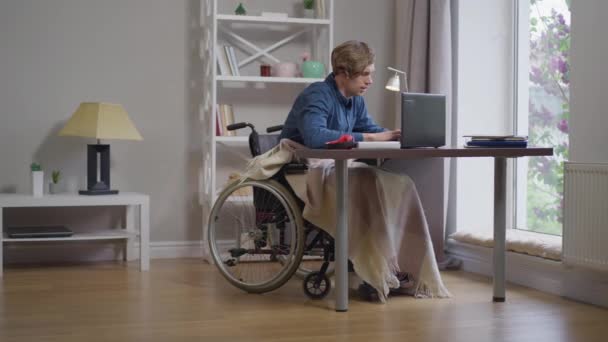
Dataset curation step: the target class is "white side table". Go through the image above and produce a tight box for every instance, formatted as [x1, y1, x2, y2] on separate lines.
[0, 192, 150, 276]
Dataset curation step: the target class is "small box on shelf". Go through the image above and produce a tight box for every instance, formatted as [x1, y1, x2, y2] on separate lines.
[261, 12, 288, 19]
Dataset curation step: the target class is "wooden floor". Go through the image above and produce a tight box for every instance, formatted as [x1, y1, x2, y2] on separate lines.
[1, 259, 607, 342]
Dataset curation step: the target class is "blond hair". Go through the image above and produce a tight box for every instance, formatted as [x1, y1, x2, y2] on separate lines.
[331, 40, 375, 77]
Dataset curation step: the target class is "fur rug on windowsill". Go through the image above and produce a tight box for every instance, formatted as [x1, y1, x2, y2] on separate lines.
[449, 229, 562, 261]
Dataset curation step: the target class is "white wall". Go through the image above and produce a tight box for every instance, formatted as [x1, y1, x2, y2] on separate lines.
[0, 0, 199, 243]
[0, 0, 395, 248]
[455, 0, 513, 233]
[334, 0, 396, 128]
[569, 0, 608, 163]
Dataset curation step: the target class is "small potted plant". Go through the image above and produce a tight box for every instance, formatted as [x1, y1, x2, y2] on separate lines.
[49, 170, 61, 194]
[30, 162, 43, 197]
[303, 0, 315, 18]
[234, 3, 246, 15]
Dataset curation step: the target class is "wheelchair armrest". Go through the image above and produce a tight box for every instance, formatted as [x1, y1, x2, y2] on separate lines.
[283, 163, 308, 174]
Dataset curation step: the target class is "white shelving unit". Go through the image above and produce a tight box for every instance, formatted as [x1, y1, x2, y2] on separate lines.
[0, 192, 150, 276]
[199, 0, 333, 259]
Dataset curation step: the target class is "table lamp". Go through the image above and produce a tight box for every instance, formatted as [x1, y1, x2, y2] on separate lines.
[58, 102, 143, 195]
[385, 67, 408, 92]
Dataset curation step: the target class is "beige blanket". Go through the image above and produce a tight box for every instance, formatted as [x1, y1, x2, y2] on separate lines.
[243, 139, 450, 302]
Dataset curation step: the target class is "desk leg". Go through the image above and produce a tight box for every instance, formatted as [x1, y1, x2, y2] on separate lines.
[125, 205, 136, 262]
[0, 208, 3, 278]
[335, 159, 348, 312]
[140, 201, 150, 271]
[493, 157, 507, 302]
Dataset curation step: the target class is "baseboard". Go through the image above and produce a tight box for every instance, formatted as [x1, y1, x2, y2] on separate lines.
[148, 240, 205, 259]
[447, 239, 608, 308]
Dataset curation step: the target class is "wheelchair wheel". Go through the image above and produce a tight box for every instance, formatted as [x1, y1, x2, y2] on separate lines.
[303, 271, 331, 300]
[208, 179, 305, 294]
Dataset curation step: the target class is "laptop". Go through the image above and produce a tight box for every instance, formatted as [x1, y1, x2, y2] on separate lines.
[400, 92, 446, 148]
[6, 226, 73, 238]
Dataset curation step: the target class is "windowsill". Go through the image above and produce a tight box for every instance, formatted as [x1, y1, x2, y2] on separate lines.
[446, 237, 608, 308]
[449, 229, 562, 261]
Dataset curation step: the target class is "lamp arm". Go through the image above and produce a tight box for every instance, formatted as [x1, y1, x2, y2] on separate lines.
[387, 67, 406, 75]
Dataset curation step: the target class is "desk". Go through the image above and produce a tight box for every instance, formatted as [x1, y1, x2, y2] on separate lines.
[0, 192, 150, 276]
[294, 147, 553, 312]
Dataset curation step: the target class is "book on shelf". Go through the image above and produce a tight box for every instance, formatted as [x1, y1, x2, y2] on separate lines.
[216, 48, 231, 76]
[315, 0, 326, 19]
[216, 104, 236, 136]
[215, 107, 223, 136]
[223, 45, 240, 76]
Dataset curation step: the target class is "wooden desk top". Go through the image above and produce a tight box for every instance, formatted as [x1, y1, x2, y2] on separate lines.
[294, 146, 553, 160]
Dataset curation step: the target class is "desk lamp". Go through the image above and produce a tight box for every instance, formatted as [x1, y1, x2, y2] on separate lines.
[58, 102, 142, 195]
[385, 67, 408, 92]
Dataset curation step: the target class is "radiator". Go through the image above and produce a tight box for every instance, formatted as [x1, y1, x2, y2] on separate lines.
[563, 162, 608, 270]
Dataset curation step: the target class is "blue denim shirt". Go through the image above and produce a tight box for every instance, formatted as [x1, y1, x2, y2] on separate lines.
[279, 73, 385, 148]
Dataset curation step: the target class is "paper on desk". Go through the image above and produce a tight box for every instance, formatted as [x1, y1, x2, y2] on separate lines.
[357, 141, 400, 149]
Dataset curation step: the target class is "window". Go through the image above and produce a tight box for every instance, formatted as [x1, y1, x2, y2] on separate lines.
[515, 0, 571, 235]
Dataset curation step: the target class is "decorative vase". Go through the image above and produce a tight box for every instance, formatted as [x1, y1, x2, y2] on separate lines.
[49, 182, 60, 194]
[272, 62, 298, 77]
[301, 61, 325, 78]
[303, 9, 315, 18]
[31, 171, 43, 197]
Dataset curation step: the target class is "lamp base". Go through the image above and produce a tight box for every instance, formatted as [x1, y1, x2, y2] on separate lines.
[79, 189, 119, 195]
[81, 144, 118, 196]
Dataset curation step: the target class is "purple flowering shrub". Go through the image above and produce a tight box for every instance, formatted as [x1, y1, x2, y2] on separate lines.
[526, 0, 570, 234]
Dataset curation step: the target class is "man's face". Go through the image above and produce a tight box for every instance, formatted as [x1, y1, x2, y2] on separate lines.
[345, 64, 375, 97]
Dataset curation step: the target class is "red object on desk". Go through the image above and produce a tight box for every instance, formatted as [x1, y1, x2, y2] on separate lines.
[325, 134, 357, 149]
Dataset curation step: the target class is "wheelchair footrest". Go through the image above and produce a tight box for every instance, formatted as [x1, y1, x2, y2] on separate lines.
[229, 248, 248, 258]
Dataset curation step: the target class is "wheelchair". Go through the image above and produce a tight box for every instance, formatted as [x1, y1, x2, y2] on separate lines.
[207, 122, 336, 299]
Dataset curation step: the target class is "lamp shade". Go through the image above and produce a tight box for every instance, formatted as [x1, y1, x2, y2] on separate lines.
[58, 102, 143, 140]
[385, 74, 400, 92]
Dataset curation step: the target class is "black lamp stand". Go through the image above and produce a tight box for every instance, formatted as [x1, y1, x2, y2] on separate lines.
[79, 143, 119, 195]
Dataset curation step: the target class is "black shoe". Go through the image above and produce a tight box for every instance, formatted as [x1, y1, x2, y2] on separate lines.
[357, 282, 378, 302]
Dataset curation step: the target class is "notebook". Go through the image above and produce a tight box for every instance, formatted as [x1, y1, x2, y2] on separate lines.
[357, 141, 400, 149]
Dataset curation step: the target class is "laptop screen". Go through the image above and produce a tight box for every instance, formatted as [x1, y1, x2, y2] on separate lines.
[400, 92, 446, 148]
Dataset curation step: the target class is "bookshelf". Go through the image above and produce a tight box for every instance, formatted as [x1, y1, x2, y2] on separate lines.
[200, 0, 334, 257]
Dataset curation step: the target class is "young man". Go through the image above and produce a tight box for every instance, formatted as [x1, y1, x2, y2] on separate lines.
[279, 40, 400, 148]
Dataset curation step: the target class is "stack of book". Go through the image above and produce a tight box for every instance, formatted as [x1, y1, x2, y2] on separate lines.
[217, 45, 240, 76]
[216, 104, 236, 136]
[464, 135, 528, 148]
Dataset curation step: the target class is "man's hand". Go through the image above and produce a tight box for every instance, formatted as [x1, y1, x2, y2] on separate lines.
[363, 130, 401, 142]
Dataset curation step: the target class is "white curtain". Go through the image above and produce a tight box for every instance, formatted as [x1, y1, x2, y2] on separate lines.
[386, 0, 458, 262]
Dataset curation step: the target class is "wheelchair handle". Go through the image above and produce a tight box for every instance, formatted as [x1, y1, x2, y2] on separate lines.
[227, 122, 254, 131]
[266, 124, 284, 133]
